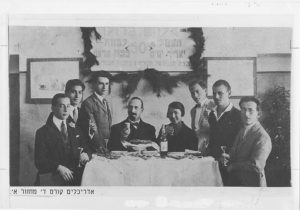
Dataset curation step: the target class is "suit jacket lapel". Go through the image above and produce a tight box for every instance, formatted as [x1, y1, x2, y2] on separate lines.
[92, 93, 108, 113]
[238, 122, 260, 151]
[67, 125, 78, 156]
[191, 106, 196, 130]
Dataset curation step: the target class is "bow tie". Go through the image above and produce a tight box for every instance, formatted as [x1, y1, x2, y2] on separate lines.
[129, 122, 139, 128]
[195, 104, 202, 108]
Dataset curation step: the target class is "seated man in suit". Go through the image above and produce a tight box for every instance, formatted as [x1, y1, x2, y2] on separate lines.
[220, 96, 272, 186]
[34, 93, 90, 186]
[108, 97, 158, 151]
[65, 79, 85, 124]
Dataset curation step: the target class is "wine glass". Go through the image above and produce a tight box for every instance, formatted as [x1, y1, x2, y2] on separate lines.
[165, 124, 174, 136]
[220, 145, 227, 154]
[220, 145, 228, 166]
[104, 138, 109, 150]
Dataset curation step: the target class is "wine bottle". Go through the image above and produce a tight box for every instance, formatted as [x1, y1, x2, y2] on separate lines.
[160, 124, 168, 158]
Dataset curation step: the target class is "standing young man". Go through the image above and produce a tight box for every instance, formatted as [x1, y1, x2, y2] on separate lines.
[65, 79, 85, 124]
[220, 96, 272, 186]
[208, 80, 241, 185]
[189, 80, 215, 154]
[77, 71, 113, 153]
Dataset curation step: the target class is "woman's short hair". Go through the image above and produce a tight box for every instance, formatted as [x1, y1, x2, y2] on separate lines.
[168, 101, 185, 116]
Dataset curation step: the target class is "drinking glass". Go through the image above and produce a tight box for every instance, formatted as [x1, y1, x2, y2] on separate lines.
[77, 147, 83, 167]
[104, 138, 109, 149]
[220, 146, 228, 166]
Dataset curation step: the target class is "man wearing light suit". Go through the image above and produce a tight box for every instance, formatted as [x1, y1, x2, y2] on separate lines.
[189, 80, 215, 154]
[77, 71, 113, 153]
[220, 96, 272, 186]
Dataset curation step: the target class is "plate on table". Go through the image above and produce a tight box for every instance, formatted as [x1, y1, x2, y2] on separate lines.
[129, 139, 153, 145]
[142, 150, 160, 156]
[167, 152, 185, 159]
[185, 149, 202, 156]
[110, 151, 127, 156]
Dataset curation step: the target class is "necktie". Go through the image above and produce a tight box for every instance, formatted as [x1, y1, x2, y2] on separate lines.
[61, 121, 68, 143]
[103, 98, 112, 126]
[193, 104, 201, 130]
[73, 107, 78, 123]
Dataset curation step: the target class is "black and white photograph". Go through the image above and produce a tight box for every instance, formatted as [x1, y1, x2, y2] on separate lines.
[1, 4, 299, 209]
[9, 25, 292, 187]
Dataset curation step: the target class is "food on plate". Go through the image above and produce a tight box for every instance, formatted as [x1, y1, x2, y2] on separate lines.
[129, 139, 153, 145]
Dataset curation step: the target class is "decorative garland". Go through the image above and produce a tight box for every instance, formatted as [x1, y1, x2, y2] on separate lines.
[80, 27, 101, 70]
[81, 27, 207, 101]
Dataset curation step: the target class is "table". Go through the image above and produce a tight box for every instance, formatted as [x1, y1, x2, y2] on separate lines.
[81, 154, 223, 186]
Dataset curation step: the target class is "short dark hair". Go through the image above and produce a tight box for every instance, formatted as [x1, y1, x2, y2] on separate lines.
[168, 101, 185, 116]
[239, 96, 261, 111]
[88, 71, 113, 83]
[189, 80, 206, 90]
[65, 79, 85, 93]
[128, 96, 144, 109]
[51, 93, 69, 106]
[212, 80, 231, 92]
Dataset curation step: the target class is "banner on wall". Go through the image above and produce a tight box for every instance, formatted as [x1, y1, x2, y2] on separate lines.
[90, 27, 194, 72]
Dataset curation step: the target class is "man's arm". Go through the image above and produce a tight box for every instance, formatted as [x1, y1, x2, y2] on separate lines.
[228, 136, 272, 173]
[77, 101, 93, 139]
[108, 125, 127, 151]
[34, 129, 60, 173]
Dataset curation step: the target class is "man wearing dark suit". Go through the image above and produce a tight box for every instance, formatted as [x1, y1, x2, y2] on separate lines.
[108, 97, 157, 151]
[77, 71, 113, 153]
[34, 94, 90, 186]
[65, 79, 85, 124]
[220, 96, 272, 186]
[207, 80, 241, 185]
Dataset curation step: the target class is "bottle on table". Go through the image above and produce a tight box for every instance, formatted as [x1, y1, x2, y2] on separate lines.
[160, 124, 168, 158]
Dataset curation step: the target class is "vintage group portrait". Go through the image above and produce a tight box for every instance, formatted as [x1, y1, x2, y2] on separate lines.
[8, 24, 292, 189]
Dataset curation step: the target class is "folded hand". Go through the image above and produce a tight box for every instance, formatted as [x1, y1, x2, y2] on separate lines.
[57, 165, 73, 182]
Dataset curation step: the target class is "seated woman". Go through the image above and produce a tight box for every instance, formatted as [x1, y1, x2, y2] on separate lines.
[157, 101, 198, 152]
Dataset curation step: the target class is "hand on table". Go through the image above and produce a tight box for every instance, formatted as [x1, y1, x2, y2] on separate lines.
[57, 165, 73, 182]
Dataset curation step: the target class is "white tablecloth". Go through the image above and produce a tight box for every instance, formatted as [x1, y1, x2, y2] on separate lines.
[81, 155, 223, 186]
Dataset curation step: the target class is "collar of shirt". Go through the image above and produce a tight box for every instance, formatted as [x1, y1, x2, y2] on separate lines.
[128, 118, 141, 124]
[127, 118, 141, 128]
[69, 105, 77, 118]
[195, 98, 208, 108]
[52, 115, 67, 132]
[212, 102, 233, 121]
[242, 121, 257, 138]
[94, 92, 105, 103]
